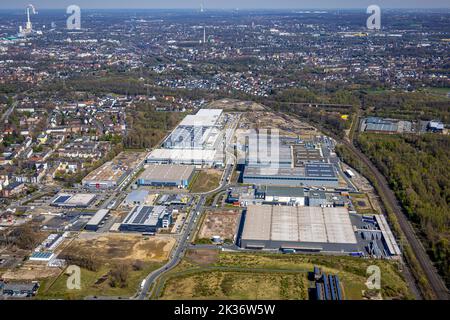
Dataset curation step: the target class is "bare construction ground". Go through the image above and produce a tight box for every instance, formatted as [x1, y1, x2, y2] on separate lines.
[68, 233, 175, 262]
[197, 210, 241, 242]
[239, 111, 319, 138]
[1, 262, 61, 281]
[208, 99, 266, 111]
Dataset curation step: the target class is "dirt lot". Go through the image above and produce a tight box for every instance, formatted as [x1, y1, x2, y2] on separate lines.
[239, 112, 319, 138]
[197, 210, 241, 242]
[66, 233, 175, 263]
[186, 249, 219, 266]
[1, 262, 61, 281]
[208, 99, 266, 111]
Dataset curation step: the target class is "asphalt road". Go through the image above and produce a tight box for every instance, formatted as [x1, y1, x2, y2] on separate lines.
[137, 162, 235, 300]
[0, 100, 17, 123]
[137, 194, 206, 299]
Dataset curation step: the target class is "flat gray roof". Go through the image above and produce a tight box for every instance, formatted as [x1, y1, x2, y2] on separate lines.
[139, 164, 195, 182]
[125, 190, 149, 202]
[86, 209, 109, 226]
[244, 163, 337, 179]
[260, 186, 305, 198]
[242, 205, 357, 244]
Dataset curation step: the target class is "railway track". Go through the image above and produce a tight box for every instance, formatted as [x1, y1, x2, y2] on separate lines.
[342, 140, 449, 300]
[276, 110, 449, 299]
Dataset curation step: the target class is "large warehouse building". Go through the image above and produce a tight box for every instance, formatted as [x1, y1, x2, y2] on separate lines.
[243, 163, 339, 187]
[51, 193, 96, 208]
[137, 164, 195, 188]
[241, 133, 339, 187]
[119, 205, 172, 233]
[146, 109, 226, 167]
[255, 186, 305, 206]
[85, 209, 110, 231]
[240, 205, 358, 252]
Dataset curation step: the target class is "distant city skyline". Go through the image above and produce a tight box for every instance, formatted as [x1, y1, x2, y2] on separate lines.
[0, 0, 450, 10]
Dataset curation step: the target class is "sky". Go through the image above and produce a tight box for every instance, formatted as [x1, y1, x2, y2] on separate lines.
[0, 0, 449, 10]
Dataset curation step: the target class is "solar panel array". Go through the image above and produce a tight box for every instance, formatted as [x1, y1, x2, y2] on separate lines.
[54, 195, 71, 204]
[132, 206, 153, 224]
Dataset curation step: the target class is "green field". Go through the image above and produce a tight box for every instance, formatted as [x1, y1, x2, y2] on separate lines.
[160, 271, 308, 300]
[38, 263, 162, 300]
[156, 251, 412, 300]
[189, 170, 222, 193]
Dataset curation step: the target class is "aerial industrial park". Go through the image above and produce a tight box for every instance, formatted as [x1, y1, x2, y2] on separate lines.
[0, 106, 406, 300]
[0, 1, 448, 306]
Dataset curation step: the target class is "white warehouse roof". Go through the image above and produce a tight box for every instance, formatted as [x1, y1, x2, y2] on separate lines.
[179, 109, 222, 127]
[242, 205, 357, 245]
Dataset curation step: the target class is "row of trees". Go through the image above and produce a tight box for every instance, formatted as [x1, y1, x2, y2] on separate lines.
[361, 91, 450, 123]
[124, 102, 184, 149]
[356, 133, 450, 287]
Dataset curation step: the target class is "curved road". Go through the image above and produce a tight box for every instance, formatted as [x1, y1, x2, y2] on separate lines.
[137, 162, 235, 300]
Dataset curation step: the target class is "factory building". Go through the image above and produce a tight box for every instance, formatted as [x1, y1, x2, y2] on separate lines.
[51, 193, 96, 208]
[255, 186, 305, 206]
[240, 205, 358, 252]
[241, 132, 339, 188]
[360, 117, 412, 134]
[243, 163, 339, 187]
[81, 161, 127, 189]
[292, 143, 326, 166]
[123, 190, 150, 206]
[245, 134, 293, 168]
[427, 120, 444, 133]
[82, 152, 144, 189]
[308, 191, 330, 207]
[85, 209, 110, 231]
[119, 206, 172, 233]
[137, 164, 195, 188]
[147, 109, 226, 167]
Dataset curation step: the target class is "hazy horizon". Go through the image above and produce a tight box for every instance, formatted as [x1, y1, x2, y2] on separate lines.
[0, 0, 449, 10]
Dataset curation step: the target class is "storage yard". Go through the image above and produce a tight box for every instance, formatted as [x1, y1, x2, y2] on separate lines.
[239, 112, 319, 138]
[243, 164, 339, 188]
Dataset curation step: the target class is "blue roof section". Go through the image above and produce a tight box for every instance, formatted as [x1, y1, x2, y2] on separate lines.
[30, 252, 53, 259]
[54, 195, 71, 204]
[305, 163, 336, 178]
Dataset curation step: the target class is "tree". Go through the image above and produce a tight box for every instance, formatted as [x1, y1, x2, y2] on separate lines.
[109, 264, 130, 288]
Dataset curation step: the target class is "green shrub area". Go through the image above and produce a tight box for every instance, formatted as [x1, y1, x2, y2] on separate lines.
[356, 133, 450, 287]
